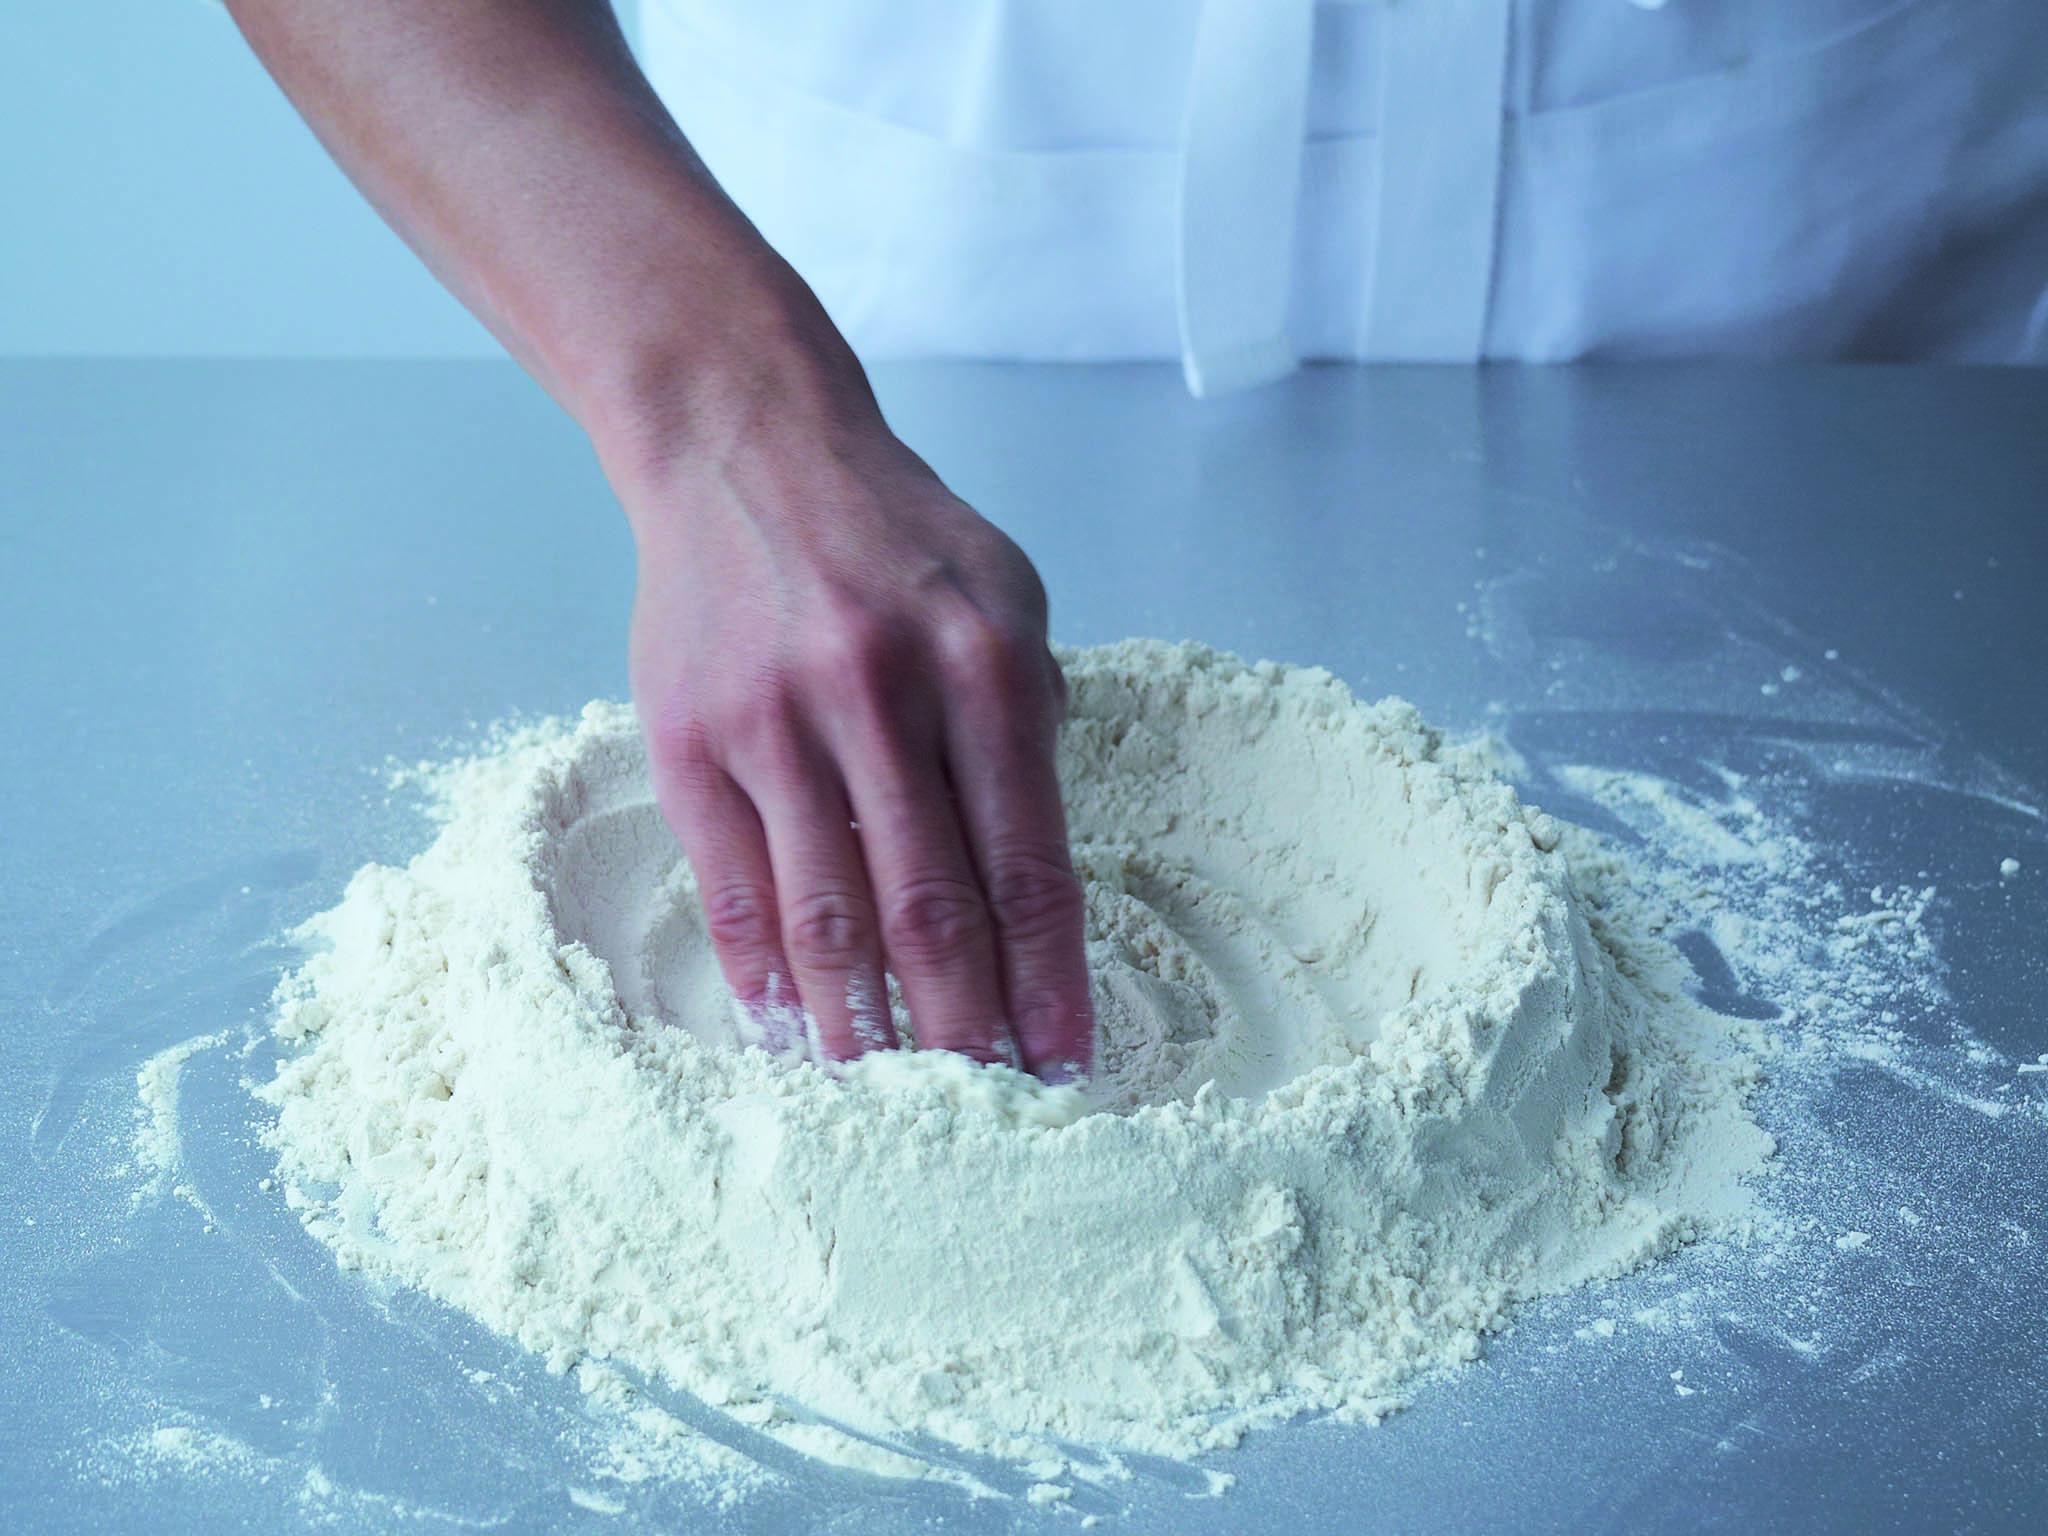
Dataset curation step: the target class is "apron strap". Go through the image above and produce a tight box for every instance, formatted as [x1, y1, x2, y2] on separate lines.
[1176, 0, 1316, 397]
[1363, 0, 1512, 360]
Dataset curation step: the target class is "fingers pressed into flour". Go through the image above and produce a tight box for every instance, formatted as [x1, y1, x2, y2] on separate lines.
[945, 657, 1095, 1081]
[746, 747, 896, 1061]
[648, 753, 799, 1051]
[838, 736, 1014, 1065]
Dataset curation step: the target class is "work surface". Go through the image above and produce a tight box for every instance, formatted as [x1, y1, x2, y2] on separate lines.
[2, 360, 2044, 1534]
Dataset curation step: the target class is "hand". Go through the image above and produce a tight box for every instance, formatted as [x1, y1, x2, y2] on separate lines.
[623, 408, 1095, 1079]
[225, 0, 1092, 1076]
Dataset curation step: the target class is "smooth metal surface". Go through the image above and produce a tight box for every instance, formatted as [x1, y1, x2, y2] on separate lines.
[2, 360, 2044, 1533]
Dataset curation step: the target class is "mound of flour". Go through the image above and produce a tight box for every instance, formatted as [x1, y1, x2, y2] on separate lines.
[260, 640, 1768, 1484]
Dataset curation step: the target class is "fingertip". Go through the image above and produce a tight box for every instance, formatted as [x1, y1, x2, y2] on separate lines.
[732, 968, 804, 1057]
[791, 964, 899, 1066]
[1015, 996, 1096, 1084]
[838, 966, 900, 1059]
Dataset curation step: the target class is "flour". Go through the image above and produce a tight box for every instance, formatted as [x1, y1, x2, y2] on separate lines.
[132, 1030, 226, 1210]
[257, 639, 1770, 1491]
[1544, 759, 2038, 1125]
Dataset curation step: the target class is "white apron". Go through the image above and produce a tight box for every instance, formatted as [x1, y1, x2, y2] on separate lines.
[638, 0, 2048, 393]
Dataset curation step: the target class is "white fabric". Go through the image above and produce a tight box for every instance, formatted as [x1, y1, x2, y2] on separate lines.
[1176, 0, 1316, 394]
[639, 0, 2048, 388]
[1365, 0, 1512, 360]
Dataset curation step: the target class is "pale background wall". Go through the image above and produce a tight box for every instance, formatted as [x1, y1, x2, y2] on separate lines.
[0, 2, 634, 357]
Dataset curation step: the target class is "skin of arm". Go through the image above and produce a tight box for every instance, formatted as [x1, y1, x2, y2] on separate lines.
[224, 0, 1094, 1076]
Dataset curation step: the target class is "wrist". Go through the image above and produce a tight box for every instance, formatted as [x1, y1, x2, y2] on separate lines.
[575, 262, 888, 521]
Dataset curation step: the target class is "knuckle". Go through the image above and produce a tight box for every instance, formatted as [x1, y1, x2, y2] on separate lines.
[783, 889, 876, 970]
[938, 612, 1016, 674]
[700, 882, 779, 955]
[882, 875, 992, 960]
[939, 614, 1046, 702]
[983, 854, 1084, 939]
[809, 607, 867, 665]
[810, 602, 903, 693]
[646, 705, 715, 770]
[717, 678, 803, 768]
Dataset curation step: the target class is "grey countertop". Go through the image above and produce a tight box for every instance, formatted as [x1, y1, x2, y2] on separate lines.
[2, 359, 2044, 1534]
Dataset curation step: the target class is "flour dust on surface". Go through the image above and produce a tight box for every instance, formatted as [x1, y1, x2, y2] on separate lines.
[107, 632, 2043, 1517]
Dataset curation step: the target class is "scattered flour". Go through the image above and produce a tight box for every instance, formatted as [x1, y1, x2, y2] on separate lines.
[568, 1362, 767, 1505]
[132, 1031, 226, 1207]
[256, 641, 1771, 1494]
[129, 1423, 261, 1479]
[86, 1420, 481, 1527]
[1545, 759, 2033, 1123]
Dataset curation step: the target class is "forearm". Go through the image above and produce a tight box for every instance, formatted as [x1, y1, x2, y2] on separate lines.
[229, 0, 1091, 1076]
[223, 0, 878, 494]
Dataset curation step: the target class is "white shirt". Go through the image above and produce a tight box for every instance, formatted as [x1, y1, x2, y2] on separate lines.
[639, 0, 2048, 393]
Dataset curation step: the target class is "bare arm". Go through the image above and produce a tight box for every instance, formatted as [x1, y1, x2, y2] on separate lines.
[223, 0, 840, 475]
[226, 0, 1094, 1076]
